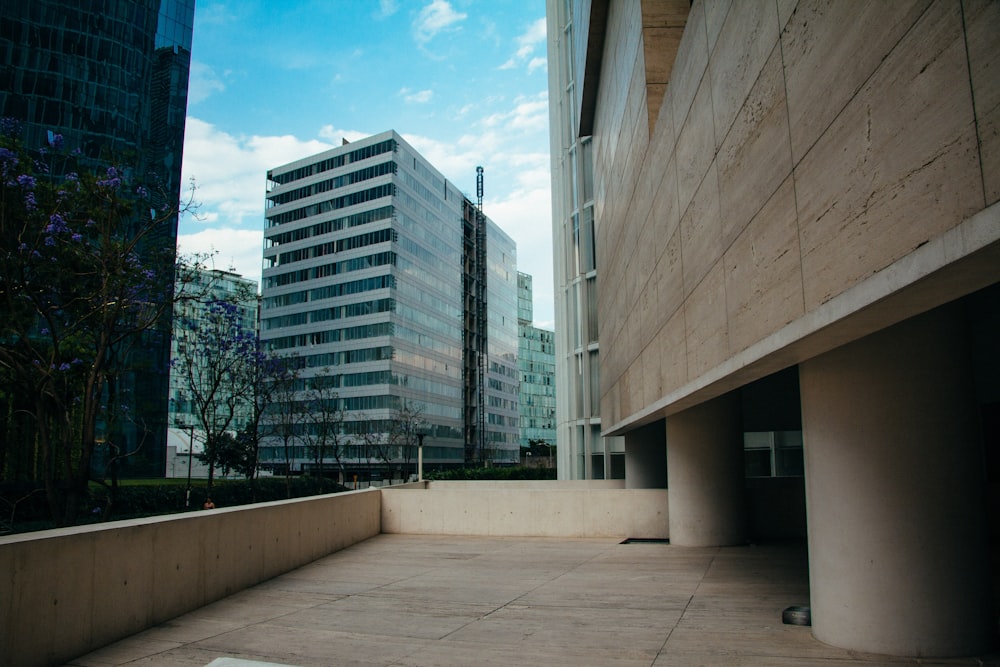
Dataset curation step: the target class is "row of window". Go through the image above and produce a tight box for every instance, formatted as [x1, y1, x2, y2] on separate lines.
[303, 369, 460, 400]
[268, 139, 396, 186]
[264, 251, 396, 289]
[400, 170, 446, 215]
[394, 323, 463, 361]
[299, 345, 394, 369]
[269, 228, 396, 268]
[489, 360, 519, 379]
[261, 275, 395, 310]
[267, 321, 394, 351]
[488, 377, 519, 395]
[306, 274, 392, 303]
[305, 420, 463, 442]
[266, 183, 393, 227]
[266, 206, 393, 247]
[267, 161, 396, 207]
[262, 298, 395, 331]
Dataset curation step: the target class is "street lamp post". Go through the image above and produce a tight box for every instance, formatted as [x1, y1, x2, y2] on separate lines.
[185, 425, 194, 507]
[417, 433, 425, 482]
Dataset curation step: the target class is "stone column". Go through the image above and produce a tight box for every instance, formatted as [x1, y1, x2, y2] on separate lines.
[624, 420, 667, 488]
[799, 304, 993, 657]
[666, 392, 745, 546]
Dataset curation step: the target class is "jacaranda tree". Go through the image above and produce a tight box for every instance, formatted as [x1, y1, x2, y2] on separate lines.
[0, 118, 195, 525]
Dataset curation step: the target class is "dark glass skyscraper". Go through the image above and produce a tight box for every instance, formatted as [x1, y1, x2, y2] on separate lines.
[0, 0, 195, 476]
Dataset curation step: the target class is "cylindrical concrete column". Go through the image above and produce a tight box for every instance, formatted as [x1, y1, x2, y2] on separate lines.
[800, 304, 993, 657]
[625, 420, 667, 488]
[666, 392, 745, 546]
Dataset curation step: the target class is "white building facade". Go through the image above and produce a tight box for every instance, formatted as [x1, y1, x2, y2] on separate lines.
[260, 131, 519, 475]
[546, 0, 624, 480]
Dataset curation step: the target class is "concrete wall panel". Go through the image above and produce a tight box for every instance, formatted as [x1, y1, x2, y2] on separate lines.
[381, 484, 668, 540]
[674, 73, 716, 217]
[91, 523, 156, 649]
[683, 262, 728, 379]
[679, 162, 722, 296]
[598, 0, 999, 433]
[723, 176, 803, 354]
[965, 0, 1000, 205]
[0, 489, 381, 667]
[796, 0, 982, 310]
[708, 0, 780, 153]
[780, 0, 933, 164]
[716, 44, 791, 248]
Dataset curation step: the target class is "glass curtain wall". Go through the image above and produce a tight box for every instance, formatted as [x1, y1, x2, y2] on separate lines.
[0, 0, 196, 476]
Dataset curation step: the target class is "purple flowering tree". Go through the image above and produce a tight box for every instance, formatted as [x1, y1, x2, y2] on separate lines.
[171, 298, 258, 492]
[0, 120, 197, 525]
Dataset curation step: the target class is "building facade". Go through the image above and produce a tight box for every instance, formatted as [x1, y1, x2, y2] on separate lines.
[566, 0, 999, 659]
[0, 0, 195, 476]
[546, 0, 624, 480]
[517, 272, 556, 452]
[259, 131, 519, 477]
[167, 266, 260, 474]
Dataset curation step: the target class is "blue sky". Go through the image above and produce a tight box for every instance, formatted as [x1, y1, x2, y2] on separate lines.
[179, 0, 554, 326]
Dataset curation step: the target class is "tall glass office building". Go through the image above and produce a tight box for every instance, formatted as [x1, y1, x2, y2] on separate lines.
[260, 131, 519, 475]
[0, 0, 195, 476]
[168, 267, 259, 442]
[517, 272, 556, 450]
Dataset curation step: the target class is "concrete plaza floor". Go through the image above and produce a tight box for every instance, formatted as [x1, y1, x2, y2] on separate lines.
[67, 534, 999, 666]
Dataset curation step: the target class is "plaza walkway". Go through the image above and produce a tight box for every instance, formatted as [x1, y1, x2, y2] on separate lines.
[67, 534, 998, 666]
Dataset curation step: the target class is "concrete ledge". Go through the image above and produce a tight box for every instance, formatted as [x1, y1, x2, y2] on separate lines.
[426, 479, 624, 490]
[0, 488, 381, 667]
[1, 483, 669, 667]
[382, 482, 668, 538]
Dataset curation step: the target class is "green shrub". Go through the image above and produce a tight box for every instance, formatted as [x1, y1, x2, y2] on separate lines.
[0, 476, 348, 534]
[424, 466, 556, 481]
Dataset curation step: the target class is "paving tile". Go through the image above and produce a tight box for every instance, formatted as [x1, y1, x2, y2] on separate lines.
[64, 637, 184, 666]
[191, 623, 427, 666]
[443, 603, 672, 655]
[396, 640, 655, 667]
[62, 535, 999, 667]
[267, 595, 494, 640]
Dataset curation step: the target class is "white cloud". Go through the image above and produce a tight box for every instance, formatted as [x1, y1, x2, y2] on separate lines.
[375, 0, 399, 20]
[180, 89, 554, 320]
[413, 0, 467, 46]
[399, 118, 553, 326]
[177, 228, 264, 288]
[197, 4, 238, 26]
[527, 57, 547, 75]
[499, 17, 547, 71]
[317, 125, 372, 144]
[400, 88, 434, 104]
[187, 61, 225, 105]
[180, 117, 334, 227]
[493, 184, 554, 325]
[481, 92, 549, 134]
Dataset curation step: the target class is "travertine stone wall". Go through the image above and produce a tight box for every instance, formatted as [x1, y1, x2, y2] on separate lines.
[596, 0, 1000, 432]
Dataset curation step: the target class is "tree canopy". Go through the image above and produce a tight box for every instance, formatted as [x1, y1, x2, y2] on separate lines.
[0, 119, 193, 524]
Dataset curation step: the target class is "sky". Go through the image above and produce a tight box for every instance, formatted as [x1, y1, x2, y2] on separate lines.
[178, 0, 554, 327]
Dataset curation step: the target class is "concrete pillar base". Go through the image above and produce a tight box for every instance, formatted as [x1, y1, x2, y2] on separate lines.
[800, 304, 994, 657]
[666, 392, 745, 546]
[624, 421, 666, 488]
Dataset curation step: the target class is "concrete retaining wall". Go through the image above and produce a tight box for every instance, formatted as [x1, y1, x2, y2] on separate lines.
[382, 481, 668, 538]
[0, 482, 690, 665]
[0, 488, 381, 667]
